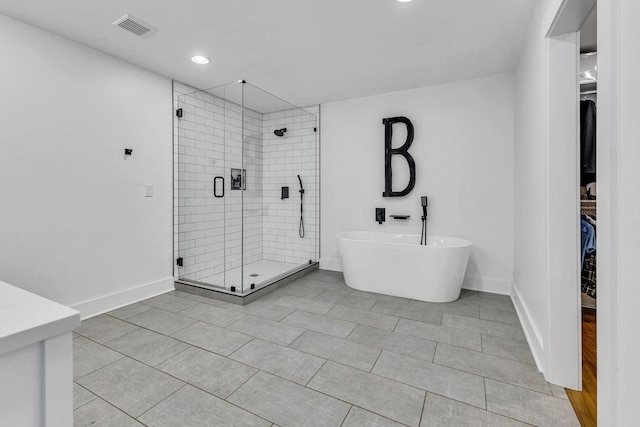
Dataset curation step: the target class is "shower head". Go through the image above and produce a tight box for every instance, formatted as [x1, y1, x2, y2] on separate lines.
[274, 128, 287, 137]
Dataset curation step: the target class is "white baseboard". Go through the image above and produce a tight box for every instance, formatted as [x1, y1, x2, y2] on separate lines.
[462, 275, 512, 295]
[71, 277, 175, 320]
[320, 257, 342, 272]
[511, 282, 545, 373]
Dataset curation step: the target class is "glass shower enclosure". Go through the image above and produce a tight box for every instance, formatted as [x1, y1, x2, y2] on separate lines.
[173, 80, 319, 297]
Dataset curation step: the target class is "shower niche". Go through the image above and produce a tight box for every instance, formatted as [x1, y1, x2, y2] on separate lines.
[173, 80, 320, 302]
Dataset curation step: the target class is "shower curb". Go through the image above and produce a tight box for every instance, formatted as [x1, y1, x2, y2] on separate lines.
[174, 262, 319, 306]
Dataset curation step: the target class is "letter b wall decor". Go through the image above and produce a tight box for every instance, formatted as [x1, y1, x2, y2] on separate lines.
[382, 116, 416, 197]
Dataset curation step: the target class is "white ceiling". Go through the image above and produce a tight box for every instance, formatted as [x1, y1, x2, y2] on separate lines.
[0, 0, 538, 107]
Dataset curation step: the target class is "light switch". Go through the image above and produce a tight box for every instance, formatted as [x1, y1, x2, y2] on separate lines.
[145, 184, 153, 197]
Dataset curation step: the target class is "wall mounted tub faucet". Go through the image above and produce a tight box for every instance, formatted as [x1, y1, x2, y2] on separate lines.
[376, 208, 385, 224]
[421, 196, 428, 245]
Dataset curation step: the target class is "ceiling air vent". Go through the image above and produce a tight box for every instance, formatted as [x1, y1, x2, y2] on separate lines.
[112, 14, 156, 38]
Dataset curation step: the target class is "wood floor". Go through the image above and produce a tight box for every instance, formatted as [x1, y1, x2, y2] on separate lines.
[566, 308, 597, 426]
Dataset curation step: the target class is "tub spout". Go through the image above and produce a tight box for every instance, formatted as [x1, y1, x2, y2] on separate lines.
[375, 208, 385, 224]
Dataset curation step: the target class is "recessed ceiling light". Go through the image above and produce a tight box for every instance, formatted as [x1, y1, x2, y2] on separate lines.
[191, 55, 210, 65]
[396, 0, 414, 3]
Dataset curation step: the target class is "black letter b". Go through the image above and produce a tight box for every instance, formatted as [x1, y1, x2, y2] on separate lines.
[382, 116, 416, 197]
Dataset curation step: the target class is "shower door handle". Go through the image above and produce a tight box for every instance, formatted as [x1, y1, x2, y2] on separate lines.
[214, 176, 224, 198]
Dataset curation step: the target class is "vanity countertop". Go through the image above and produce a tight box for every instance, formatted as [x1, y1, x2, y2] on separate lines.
[0, 281, 80, 355]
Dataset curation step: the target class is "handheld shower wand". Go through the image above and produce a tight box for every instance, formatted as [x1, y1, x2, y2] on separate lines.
[421, 196, 428, 245]
[298, 175, 305, 238]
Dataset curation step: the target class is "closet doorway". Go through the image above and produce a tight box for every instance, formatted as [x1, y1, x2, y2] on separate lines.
[544, 0, 596, 410]
[565, 6, 598, 426]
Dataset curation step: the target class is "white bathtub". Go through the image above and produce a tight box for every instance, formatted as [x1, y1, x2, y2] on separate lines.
[336, 231, 472, 303]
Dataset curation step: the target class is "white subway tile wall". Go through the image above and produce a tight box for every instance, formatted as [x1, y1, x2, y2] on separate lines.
[173, 81, 319, 292]
[262, 107, 319, 266]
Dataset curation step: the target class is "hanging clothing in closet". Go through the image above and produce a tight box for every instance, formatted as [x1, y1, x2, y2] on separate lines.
[580, 91, 597, 304]
[582, 252, 597, 298]
[580, 100, 597, 186]
[581, 214, 597, 299]
[581, 214, 596, 268]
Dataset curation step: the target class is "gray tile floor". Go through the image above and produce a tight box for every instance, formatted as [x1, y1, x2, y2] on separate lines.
[73, 270, 580, 427]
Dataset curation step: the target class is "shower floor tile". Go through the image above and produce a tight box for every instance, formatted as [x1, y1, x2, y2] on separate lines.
[74, 270, 580, 426]
[198, 259, 298, 291]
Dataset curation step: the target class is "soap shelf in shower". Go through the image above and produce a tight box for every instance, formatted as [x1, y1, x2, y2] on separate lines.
[390, 215, 410, 220]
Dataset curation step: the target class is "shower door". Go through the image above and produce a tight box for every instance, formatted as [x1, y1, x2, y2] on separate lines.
[175, 82, 241, 291]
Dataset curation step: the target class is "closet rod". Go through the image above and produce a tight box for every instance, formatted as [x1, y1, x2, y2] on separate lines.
[580, 90, 597, 95]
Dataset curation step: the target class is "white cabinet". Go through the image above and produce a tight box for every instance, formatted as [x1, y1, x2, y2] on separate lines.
[0, 281, 80, 426]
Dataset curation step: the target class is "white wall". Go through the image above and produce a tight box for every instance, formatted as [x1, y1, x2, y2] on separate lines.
[512, 0, 598, 390]
[513, 0, 553, 372]
[515, 0, 640, 421]
[0, 13, 174, 318]
[598, 0, 640, 424]
[321, 74, 514, 294]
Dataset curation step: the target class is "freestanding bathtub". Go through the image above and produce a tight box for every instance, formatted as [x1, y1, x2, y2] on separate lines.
[336, 231, 472, 303]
